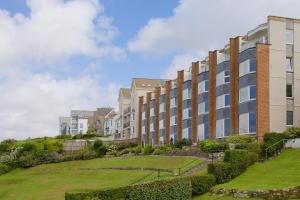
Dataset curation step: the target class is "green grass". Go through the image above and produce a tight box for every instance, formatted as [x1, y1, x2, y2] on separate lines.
[214, 149, 300, 190]
[192, 193, 262, 200]
[0, 156, 202, 200]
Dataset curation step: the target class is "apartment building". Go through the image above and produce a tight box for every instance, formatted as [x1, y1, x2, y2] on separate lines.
[137, 16, 300, 146]
[103, 109, 117, 135]
[130, 78, 166, 139]
[118, 88, 131, 139]
[88, 107, 113, 134]
[70, 110, 94, 135]
[59, 117, 71, 135]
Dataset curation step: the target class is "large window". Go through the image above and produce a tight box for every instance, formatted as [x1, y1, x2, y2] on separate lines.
[239, 59, 256, 77]
[239, 85, 256, 103]
[183, 88, 191, 100]
[286, 30, 294, 44]
[224, 70, 230, 83]
[198, 80, 209, 93]
[239, 112, 256, 133]
[198, 101, 208, 115]
[217, 94, 230, 109]
[287, 84, 293, 98]
[287, 111, 294, 126]
[286, 57, 293, 72]
[216, 118, 230, 138]
[216, 71, 230, 86]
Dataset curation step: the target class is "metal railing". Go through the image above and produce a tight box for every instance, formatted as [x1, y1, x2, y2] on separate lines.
[264, 139, 288, 160]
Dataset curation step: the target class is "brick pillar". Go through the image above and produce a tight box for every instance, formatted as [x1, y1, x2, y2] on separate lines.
[191, 62, 199, 143]
[137, 96, 143, 145]
[256, 44, 270, 143]
[208, 51, 217, 140]
[177, 70, 184, 140]
[154, 87, 161, 145]
[146, 92, 151, 144]
[229, 37, 240, 135]
[165, 81, 171, 145]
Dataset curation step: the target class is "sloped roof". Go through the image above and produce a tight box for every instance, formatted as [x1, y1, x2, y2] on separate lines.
[95, 107, 114, 116]
[119, 88, 131, 99]
[132, 78, 167, 88]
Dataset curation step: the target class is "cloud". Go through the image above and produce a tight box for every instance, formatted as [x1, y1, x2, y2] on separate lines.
[0, 0, 124, 74]
[0, 0, 123, 140]
[0, 73, 119, 140]
[128, 0, 300, 77]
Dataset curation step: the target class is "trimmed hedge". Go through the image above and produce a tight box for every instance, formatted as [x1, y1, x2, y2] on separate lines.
[65, 177, 192, 200]
[199, 140, 227, 153]
[208, 149, 258, 184]
[127, 178, 191, 200]
[189, 174, 216, 196]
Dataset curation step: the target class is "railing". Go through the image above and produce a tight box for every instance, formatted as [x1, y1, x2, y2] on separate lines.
[264, 139, 288, 160]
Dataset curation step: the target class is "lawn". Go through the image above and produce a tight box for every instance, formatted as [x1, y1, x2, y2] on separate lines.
[215, 148, 300, 190]
[192, 194, 262, 200]
[0, 155, 202, 200]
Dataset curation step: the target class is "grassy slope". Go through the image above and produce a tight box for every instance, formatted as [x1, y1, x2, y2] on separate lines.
[0, 156, 201, 200]
[215, 149, 300, 190]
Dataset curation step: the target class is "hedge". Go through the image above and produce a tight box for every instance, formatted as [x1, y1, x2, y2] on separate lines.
[208, 149, 258, 184]
[0, 163, 10, 175]
[65, 177, 192, 200]
[189, 174, 216, 196]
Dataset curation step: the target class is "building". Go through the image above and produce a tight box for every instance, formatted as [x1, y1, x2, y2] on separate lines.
[138, 16, 300, 146]
[70, 110, 94, 135]
[118, 88, 131, 139]
[88, 107, 114, 135]
[59, 117, 71, 135]
[104, 109, 117, 135]
[130, 78, 167, 139]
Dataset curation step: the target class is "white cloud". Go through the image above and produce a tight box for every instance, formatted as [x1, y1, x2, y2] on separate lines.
[0, 0, 123, 74]
[0, 0, 123, 140]
[0, 73, 119, 140]
[128, 0, 300, 79]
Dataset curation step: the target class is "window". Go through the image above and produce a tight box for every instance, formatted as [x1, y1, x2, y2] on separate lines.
[239, 85, 256, 103]
[225, 94, 230, 107]
[286, 57, 293, 72]
[160, 103, 165, 112]
[199, 101, 208, 115]
[80, 123, 83, 129]
[198, 80, 208, 93]
[224, 70, 230, 83]
[286, 30, 294, 44]
[224, 118, 230, 136]
[188, 109, 192, 118]
[216, 72, 224, 86]
[204, 123, 209, 139]
[287, 84, 293, 98]
[250, 86, 256, 99]
[287, 111, 294, 126]
[183, 88, 191, 100]
[249, 112, 256, 133]
[216, 119, 224, 138]
[239, 59, 256, 77]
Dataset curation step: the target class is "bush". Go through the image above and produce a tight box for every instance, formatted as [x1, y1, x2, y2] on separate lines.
[134, 145, 142, 155]
[0, 139, 16, 154]
[18, 152, 36, 168]
[66, 177, 192, 200]
[93, 140, 107, 157]
[262, 132, 288, 156]
[21, 141, 42, 153]
[173, 138, 192, 149]
[207, 162, 232, 184]
[225, 135, 256, 144]
[189, 175, 216, 196]
[0, 163, 10, 175]
[127, 177, 191, 200]
[143, 144, 154, 155]
[199, 140, 227, 153]
[284, 127, 300, 138]
[44, 140, 63, 153]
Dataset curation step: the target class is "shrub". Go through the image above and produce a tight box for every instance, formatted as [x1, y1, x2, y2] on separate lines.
[207, 162, 232, 184]
[262, 132, 288, 156]
[189, 175, 216, 196]
[0, 139, 16, 154]
[44, 140, 63, 153]
[21, 142, 42, 153]
[225, 135, 256, 144]
[284, 127, 300, 138]
[66, 177, 192, 200]
[143, 144, 154, 155]
[134, 145, 142, 155]
[93, 140, 107, 157]
[153, 148, 162, 155]
[127, 177, 191, 200]
[199, 140, 227, 153]
[0, 163, 10, 175]
[18, 152, 36, 168]
[173, 138, 192, 149]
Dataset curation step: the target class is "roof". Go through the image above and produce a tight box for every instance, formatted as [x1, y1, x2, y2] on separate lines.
[132, 78, 167, 89]
[104, 110, 117, 119]
[119, 88, 131, 99]
[95, 107, 114, 116]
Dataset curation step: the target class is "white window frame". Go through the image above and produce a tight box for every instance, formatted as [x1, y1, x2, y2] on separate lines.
[239, 85, 256, 103]
[216, 119, 224, 139]
[198, 80, 208, 93]
[286, 30, 294, 45]
[159, 103, 165, 112]
[197, 124, 205, 141]
[150, 108, 154, 116]
[216, 71, 224, 86]
[286, 57, 293, 72]
[239, 59, 251, 77]
[171, 98, 176, 108]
